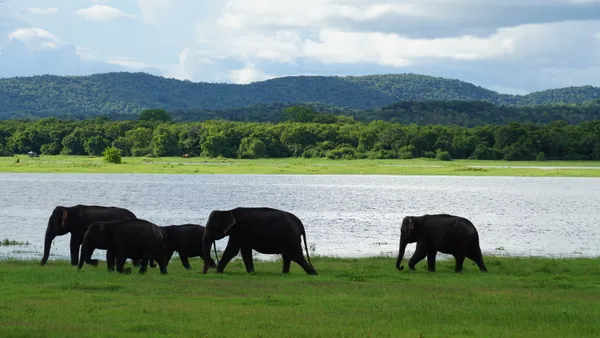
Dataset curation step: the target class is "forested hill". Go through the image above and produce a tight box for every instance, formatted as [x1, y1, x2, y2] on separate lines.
[2, 72, 600, 119]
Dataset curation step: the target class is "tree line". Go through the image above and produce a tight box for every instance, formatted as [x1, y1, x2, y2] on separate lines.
[2, 110, 600, 161]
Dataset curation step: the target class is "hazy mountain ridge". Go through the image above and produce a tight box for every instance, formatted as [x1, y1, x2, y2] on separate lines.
[1, 72, 600, 125]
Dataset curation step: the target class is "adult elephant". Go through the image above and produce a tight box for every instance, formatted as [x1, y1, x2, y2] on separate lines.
[149, 224, 217, 270]
[396, 214, 488, 273]
[78, 218, 168, 274]
[201, 207, 318, 275]
[40, 204, 139, 267]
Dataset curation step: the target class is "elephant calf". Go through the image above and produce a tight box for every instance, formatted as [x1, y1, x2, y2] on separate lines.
[78, 218, 169, 274]
[149, 224, 217, 270]
[396, 213, 488, 273]
[201, 207, 318, 275]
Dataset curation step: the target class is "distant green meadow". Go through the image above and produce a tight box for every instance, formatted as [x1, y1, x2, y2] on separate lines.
[2, 155, 600, 176]
[0, 256, 599, 337]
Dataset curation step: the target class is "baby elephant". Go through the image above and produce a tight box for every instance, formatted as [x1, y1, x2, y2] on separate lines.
[78, 218, 169, 274]
[149, 224, 217, 270]
[396, 213, 488, 273]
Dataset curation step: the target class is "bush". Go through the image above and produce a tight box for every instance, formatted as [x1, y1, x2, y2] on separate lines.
[326, 146, 356, 159]
[536, 151, 546, 161]
[103, 146, 122, 164]
[40, 142, 61, 155]
[435, 149, 452, 161]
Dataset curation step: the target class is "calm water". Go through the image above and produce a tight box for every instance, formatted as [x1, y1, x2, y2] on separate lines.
[1, 173, 600, 263]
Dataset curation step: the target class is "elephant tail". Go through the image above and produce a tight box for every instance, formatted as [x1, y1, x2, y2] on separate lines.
[303, 233, 313, 267]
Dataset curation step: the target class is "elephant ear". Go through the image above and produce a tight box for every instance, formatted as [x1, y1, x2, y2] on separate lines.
[408, 217, 415, 233]
[60, 209, 69, 229]
[223, 211, 237, 235]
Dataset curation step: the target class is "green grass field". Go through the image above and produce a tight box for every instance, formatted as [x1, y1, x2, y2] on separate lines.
[2, 155, 600, 176]
[0, 257, 599, 337]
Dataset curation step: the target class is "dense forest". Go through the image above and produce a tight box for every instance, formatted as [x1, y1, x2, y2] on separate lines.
[1, 109, 599, 161]
[159, 100, 600, 127]
[2, 72, 600, 120]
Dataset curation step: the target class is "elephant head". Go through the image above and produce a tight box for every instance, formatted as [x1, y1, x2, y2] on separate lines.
[40, 206, 72, 265]
[202, 210, 236, 274]
[396, 216, 418, 271]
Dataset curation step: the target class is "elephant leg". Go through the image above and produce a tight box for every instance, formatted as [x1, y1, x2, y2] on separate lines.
[179, 254, 192, 270]
[106, 249, 116, 272]
[216, 243, 240, 274]
[467, 248, 488, 272]
[408, 243, 428, 271]
[116, 254, 128, 274]
[289, 252, 318, 275]
[69, 235, 82, 266]
[426, 250, 437, 272]
[454, 254, 466, 273]
[281, 254, 291, 274]
[165, 249, 175, 267]
[158, 256, 168, 275]
[139, 253, 151, 274]
[240, 248, 255, 273]
[132, 259, 141, 267]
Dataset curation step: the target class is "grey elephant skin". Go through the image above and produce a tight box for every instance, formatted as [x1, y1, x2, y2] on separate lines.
[201, 207, 318, 275]
[396, 214, 488, 273]
[40, 204, 139, 267]
[77, 218, 169, 274]
[148, 224, 217, 270]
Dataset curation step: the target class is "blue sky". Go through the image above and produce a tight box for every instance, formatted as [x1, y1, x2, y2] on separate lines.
[1, 0, 600, 94]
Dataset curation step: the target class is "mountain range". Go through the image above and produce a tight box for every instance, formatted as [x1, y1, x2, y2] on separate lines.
[1, 72, 600, 124]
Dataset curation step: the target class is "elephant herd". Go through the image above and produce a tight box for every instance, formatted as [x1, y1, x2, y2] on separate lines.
[40, 204, 488, 275]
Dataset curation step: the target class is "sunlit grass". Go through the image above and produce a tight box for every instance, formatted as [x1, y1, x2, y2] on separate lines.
[2, 155, 600, 177]
[0, 256, 599, 337]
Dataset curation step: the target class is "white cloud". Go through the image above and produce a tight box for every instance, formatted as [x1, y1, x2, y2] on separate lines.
[229, 63, 274, 84]
[165, 48, 229, 82]
[106, 57, 157, 70]
[8, 27, 61, 50]
[75, 5, 136, 21]
[26, 7, 60, 15]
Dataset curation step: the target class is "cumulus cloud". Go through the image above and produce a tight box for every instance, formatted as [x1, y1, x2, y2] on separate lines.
[3, 0, 600, 93]
[180, 0, 600, 91]
[76, 5, 136, 21]
[0, 27, 147, 78]
[229, 63, 275, 84]
[8, 28, 61, 50]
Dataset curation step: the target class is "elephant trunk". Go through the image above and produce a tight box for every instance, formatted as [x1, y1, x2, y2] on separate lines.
[396, 238, 407, 271]
[78, 238, 91, 271]
[202, 234, 213, 274]
[40, 227, 55, 266]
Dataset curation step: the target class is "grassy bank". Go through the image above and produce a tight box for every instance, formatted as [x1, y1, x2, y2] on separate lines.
[1, 256, 599, 337]
[2, 155, 600, 176]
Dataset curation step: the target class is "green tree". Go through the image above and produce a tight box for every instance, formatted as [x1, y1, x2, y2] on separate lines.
[84, 135, 110, 156]
[139, 108, 172, 122]
[151, 124, 179, 157]
[284, 106, 317, 122]
[201, 133, 229, 158]
[238, 137, 267, 158]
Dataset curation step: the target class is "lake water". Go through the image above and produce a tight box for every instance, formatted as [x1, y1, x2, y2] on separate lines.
[1, 173, 600, 264]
